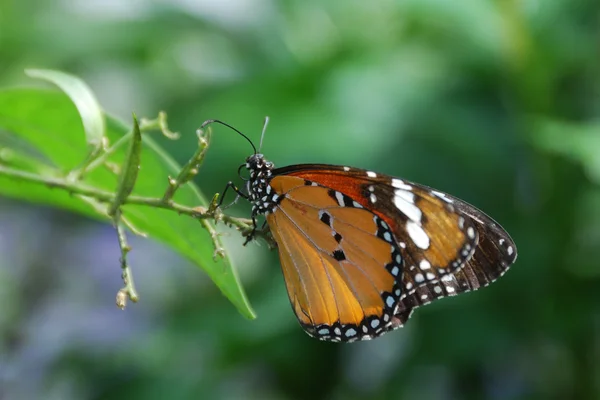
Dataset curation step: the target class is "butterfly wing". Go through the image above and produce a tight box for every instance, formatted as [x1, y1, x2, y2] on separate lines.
[274, 164, 482, 289]
[266, 175, 406, 342]
[270, 164, 517, 337]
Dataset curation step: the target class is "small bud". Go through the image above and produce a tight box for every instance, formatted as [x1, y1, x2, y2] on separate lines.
[116, 289, 128, 310]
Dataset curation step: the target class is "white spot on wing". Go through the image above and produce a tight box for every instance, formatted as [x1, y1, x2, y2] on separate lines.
[415, 273, 424, 283]
[406, 221, 430, 249]
[343, 166, 350, 172]
[367, 171, 377, 178]
[467, 227, 475, 239]
[392, 179, 412, 190]
[420, 260, 431, 270]
[386, 296, 394, 308]
[335, 191, 345, 206]
[370, 193, 377, 203]
[432, 190, 453, 203]
[395, 189, 415, 203]
[394, 190, 422, 222]
[507, 246, 514, 256]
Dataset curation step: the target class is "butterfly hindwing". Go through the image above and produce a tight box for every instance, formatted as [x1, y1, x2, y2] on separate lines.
[266, 175, 405, 341]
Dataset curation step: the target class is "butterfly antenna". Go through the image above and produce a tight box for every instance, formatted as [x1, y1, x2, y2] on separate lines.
[200, 119, 257, 154]
[258, 116, 269, 153]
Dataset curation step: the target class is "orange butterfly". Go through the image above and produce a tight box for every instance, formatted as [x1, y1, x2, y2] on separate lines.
[212, 120, 517, 343]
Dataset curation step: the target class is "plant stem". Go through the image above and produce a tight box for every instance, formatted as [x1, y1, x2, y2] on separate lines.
[0, 164, 253, 230]
[114, 210, 138, 308]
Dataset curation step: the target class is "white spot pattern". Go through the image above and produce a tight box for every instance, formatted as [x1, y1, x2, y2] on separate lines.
[391, 178, 412, 190]
[467, 227, 475, 239]
[383, 231, 392, 242]
[393, 190, 422, 222]
[335, 191, 345, 206]
[406, 221, 430, 249]
[431, 190, 453, 203]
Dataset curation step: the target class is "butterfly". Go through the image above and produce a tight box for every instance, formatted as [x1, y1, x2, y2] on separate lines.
[211, 119, 517, 343]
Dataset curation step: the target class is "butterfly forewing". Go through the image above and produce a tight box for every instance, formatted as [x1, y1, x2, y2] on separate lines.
[395, 198, 517, 318]
[275, 165, 481, 292]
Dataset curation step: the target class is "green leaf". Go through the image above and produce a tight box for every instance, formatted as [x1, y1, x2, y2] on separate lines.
[0, 87, 255, 320]
[25, 68, 106, 151]
[530, 118, 600, 184]
[108, 114, 142, 216]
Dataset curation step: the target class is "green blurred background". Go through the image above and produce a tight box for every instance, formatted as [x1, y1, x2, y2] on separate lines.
[1, 0, 599, 399]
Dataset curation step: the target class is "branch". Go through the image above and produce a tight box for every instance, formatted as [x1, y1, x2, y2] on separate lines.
[0, 164, 251, 228]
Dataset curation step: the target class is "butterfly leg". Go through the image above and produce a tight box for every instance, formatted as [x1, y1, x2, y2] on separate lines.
[218, 181, 248, 209]
[242, 215, 258, 246]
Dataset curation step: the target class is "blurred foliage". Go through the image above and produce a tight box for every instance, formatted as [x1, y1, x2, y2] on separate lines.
[0, 85, 255, 320]
[1, 0, 599, 399]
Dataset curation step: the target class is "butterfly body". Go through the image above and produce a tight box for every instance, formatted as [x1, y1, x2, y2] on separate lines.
[239, 152, 517, 343]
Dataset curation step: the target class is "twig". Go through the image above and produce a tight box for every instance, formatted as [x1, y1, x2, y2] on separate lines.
[74, 111, 179, 180]
[162, 126, 211, 202]
[0, 164, 255, 232]
[114, 210, 138, 309]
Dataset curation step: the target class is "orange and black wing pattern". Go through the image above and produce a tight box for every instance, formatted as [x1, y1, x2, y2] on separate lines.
[243, 155, 517, 342]
[265, 175, 406, 341]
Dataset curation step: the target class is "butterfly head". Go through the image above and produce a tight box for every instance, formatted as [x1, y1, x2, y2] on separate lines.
[244, 153, 278, 215]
